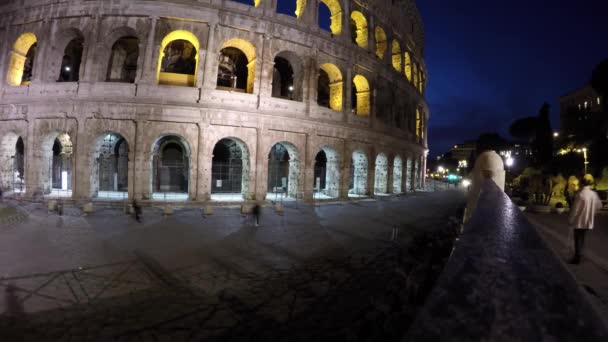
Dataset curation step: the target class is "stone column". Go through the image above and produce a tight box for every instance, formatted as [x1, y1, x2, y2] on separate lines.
[202, 23, 219, 91]
[198, 124, 212, 201]
[343, 65, 352, 120]
[73, 118, 90, 200]
[24, 121, 38, 198]
[254, 127, 267, 201]
[368, 15, 376, 55]
[302, 134, 315, 202]
[307, 54, 318, 117]
[304, 0, 319, 30]
[367, 149, 375, 196]
[257, 35, 274, 101]
[133, 120, 148, 200]
[140, 16, 158, 84]
[387, 155, 394, 194]
[339, 146, 351, 200]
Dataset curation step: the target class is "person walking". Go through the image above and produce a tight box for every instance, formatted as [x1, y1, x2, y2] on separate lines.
[568, 177, 602, 264]
[133, 200, 142, 223]
[252, 203, 261, 227]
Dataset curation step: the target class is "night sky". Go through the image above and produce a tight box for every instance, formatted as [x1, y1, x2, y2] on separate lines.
[417, 0, 608, 158]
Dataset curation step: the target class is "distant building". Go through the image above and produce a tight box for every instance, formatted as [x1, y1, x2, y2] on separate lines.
[450, 140, 477, 161]
[559, 84, 606, 141]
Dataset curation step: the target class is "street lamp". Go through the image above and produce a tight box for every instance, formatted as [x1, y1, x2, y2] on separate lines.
[583, 148, 589, 175]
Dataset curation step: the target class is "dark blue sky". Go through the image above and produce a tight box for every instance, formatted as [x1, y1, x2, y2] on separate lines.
[417, 0, 608, 157]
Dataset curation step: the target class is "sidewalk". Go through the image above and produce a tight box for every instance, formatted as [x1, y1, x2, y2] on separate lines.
[526, 212, 608, 321]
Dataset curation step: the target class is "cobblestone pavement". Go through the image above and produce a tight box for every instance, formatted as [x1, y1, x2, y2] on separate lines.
[0, 191, 465, 341]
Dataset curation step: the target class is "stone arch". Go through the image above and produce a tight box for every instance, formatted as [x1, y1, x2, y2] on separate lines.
[404, 51, 412, 81]
[374, 153, 389, 194]
[157, 30, 200, 87]
[318, 63, 343, 111]
[56, 29, 85, 82]
[151, 134, 191, 200]
[211, 137, 251, 201]
[90, 133, 130, 199]
[276, 0, 305, 18]
[39, 132, 75, 197]
[391, 39, 402, 72]
[266, 142, 301, 200]
[7, 32, 37, 86]
[106, 35, 139, 83]
[313, 145, 340, 199]
[412, 61, 419, 88]
[393, 155, 403, 193]
[375, 27, 387, 59]
[352, 74, 370, 116]
[0, 132, 25, 193]
[217, 38, 257, 94]
[272, 50, 303, 101]
[349, 149, 368, 197]
[318, 0, 342, 35]
[350, 11, 368, 48]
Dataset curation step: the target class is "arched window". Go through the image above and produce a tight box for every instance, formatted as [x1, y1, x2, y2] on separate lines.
[211, 138, 250, 201]
[352, 74, 370, 116]
[152, 135, 190, 199]
[418, 68, 424, 93]
[318, 63, 343, 111]
[318, 0, 342, 35]
[157, 30, 199, 87]
[272, 51, 303, 101]
[350, 11, 368, 48]
[416, 108, 422, 140]
[391, 40, 402, 72]
[412, 62, 419, 88]
[7, 33, 37, 86]
[58, 37, 84, 82]
[217, 38, 256, 94]
[374, 27, 387, 59]
[404, 51, 412, 81]
[277, 0, 305, 17]
[107, 36, 139, 83]
[267, 142, 300, 199]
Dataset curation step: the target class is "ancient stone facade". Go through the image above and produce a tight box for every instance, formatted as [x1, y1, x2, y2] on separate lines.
[0, 0, 428, 202]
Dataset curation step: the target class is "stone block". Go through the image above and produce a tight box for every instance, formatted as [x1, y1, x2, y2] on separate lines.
[83, 202, 94, 214]
[203, 206, 213, 216]
[164, 205, 174, 216]
[275, 203, 284, 213]
[241, 204, 252, 214]
[48, 200, 57, 211]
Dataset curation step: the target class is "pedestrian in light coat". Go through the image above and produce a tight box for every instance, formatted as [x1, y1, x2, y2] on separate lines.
[568, 177, 602, 264]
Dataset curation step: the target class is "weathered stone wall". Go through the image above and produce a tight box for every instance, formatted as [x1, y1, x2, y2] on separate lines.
[0, 0, 429, 201]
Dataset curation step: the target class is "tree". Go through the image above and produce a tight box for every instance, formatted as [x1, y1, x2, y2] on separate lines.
[591, 59, 608, 108]
[509, 117, 538, 141]
[534, 103, 553, 168]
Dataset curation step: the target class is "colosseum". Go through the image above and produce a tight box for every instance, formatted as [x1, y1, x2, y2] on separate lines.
[0, 0, 428, 204]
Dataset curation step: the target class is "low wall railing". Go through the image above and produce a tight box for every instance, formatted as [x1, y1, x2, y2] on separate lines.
[406, 179, 607, 341]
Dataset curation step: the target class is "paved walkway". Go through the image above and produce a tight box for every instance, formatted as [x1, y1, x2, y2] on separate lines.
[527, 211, 608, 323]
[0, 191, 465, 341]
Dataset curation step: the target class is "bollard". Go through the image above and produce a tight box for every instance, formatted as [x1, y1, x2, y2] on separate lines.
[163, 205, 174, 216]
[241, 204, 252, 215]
[203, 205, 213, 216]
[275, 203, 284, 215]
[48, 200, 57, 212]
[83, 202, 94, 215]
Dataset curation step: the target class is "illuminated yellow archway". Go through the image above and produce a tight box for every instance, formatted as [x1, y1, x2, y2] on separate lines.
[350, 11, 368, 48]
[418, 69, 425, 93]
[352, 74, 370, 116]
[320, 63, 343, 111]
[156, 30, 200, 87]
[375, 27, 387, 59]
[412, 62, 419, 88]
[7, 33, 37, 86]
[295, 0, 306, 18]
[416, 108, 422, 140]
[391, 40, 401, 72]
[320, 0, 343, 35]
[404, 51, 412, 81]
[220, 38, 257, 94]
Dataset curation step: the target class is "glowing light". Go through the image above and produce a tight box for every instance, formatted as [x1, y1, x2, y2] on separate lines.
[553, 132, 559, 137]
[288, 85, 294, 91]
[505, 157, 514, 167]
[462, 179, 471, 187]
[437, 166, 445, 173]
[65, 66, 71, 71]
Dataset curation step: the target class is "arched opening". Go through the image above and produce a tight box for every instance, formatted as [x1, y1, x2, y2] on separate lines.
[374, 153, 388, 195]
[277, 0, 303, 17]
[41, 133, 74, 197]
[91, 133, 129, 199]
[7, 33, 37, 86]
[416, 108, 422, 141]
[406, 158, 412, 191]
[152, 135, 189, 201]
[418, 68, 424, 93]
[217, 39, 256, 94]
[404, 51, 412, 81]
[318, 63, 343, 111]
[352, 74, 370, 116]
[412, 62, 419, 88]
[272, 52, 303, 101]
[414, 158, 420, 189]
[211, 138, 250, 202]
[230, 0, 260, 7]
[157, 31, 199, 87]
[107, 36, 139, 83]
[318, 0, 342, 35]
[375, 27, 387, 59]
[267, 142, 300, 200]
[393, 156, 403, 194]
[0, 134, 25, 194]
[391, 40, 402, 72]
[58, 37, 84, 82]
[349, 150, 368, 197]
[313, 146, 340, 199]
[350, 11, 368, 48]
